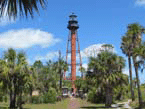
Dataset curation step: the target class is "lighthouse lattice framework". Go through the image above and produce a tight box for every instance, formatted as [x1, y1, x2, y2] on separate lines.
[65, 13, 82, 93]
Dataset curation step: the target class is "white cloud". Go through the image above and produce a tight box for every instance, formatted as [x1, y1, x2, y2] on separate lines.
[0, 29, 61, 48]
[66, 53, 83, 62]
[135, 0, 145, 5]
[34, 44, 116, 69]
[27, 58, 33, 65]
[66, 44, 105, 61]
[66, 43, 116, 65]
[35, 51, 59, 61]
[122, 68, 129, 76]
[81, 43, 116, 58]
[82, 44, 104, 58]
[82, 63, 88, 70]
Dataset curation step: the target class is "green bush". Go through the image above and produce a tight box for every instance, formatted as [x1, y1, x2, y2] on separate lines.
[56, 90, 61, 96]
[32, 96, 40, 104]
[87, 89, 95, 103]
[3, 96, 7, 102]
[0, 93, 7, 102]
[39, 95, 44, 103]
[141, 86, 145, 102]
[22, 95, 30, 103]
[32, 88, 57, 104]
[87, 88, 105, 103]
[43, 88, 57, 103]
[0, 93, 3, 102]
[0, 96, 2, 102]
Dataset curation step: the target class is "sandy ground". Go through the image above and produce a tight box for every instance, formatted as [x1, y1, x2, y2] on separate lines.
[67, 97, 81, 109]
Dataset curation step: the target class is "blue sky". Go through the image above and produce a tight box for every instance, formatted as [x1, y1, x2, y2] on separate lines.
[0, 0, 145, 83]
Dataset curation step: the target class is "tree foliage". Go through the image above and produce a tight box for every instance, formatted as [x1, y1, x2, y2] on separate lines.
[87, 49, 128, 107]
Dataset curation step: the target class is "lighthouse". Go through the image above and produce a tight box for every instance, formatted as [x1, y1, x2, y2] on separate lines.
[66, 13, 82, 93]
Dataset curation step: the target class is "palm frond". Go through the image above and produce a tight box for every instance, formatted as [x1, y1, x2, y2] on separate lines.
[0, 0, 47, 19]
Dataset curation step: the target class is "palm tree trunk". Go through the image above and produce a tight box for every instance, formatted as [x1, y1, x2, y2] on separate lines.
[81, 72, 83, 78]
[10, 89, 16, 108]
[105, 85, 112, 107]
[10, 89, 13, 108]
[133, 56, 142, 108]
[30, 87, 33, 103]
[60, 70, 62, 94]
[60, 76, 62, 90]
[10, 77, 16, 108]
[19, 90, 23, 109]
[128, 55, 135, 101]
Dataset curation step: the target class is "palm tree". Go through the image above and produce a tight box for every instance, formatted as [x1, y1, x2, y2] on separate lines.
[33, 60, 43, 68]
[28, 66, 38, 103]
[74, 78, 86, 93]
[117, 56, 126, 71]
[0, 49, 31, 108]
[133, 42, 145, 73]
[88, 50, 127, 107]
[33, 60, 43, 90]
[132, 77, 137, 88]
[101, 44, 114, 52]
[79, 66, 86, 78]
[0, 49, 30, 108]
[54, 52, 68, 93]
[121, 35, 135, 101]
[4, 48, 17, 108]
[0, 0, 46, 19]
[16, 52, 29, 108]
[127, 23, 145, 107]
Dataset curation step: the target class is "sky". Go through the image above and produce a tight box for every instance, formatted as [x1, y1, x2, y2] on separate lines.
[0, 0, 145, 83]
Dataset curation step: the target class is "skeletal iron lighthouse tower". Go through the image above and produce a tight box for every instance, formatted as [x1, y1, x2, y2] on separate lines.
[66, 13, 82, 93]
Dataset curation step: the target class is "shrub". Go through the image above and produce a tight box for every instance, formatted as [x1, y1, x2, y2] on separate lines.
[56, 96, 62, 101]
[22, 95, 30, 103]
[0, 92, 3, 102]
[3, 96, 7, 102]
[43, 88, 57, 103]
[87, 88, 105, 103]
[87, 89, 96, 103]
[32, 96, 40, 104]
[39, 95, 44, 103]
[57, 90, 61, 96]
[32, 88, 57, 104]
[0, 96, 2, 102]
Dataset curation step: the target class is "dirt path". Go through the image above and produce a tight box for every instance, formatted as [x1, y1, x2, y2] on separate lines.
[67, 97, 81, 109]
[117, 99, 132, 109]
[67, 97, 94, 109]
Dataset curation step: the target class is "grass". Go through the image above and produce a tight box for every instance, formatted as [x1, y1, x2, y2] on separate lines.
[0, 98, 116, 109]
[115, 99, 129, 103]
[23, 98, 69, 109]
[0, 99, 69, 109]
[0, 102, 9, 109]
[77, 98, 105, 108]
[0, 97, 134, 109]
[75, 98, 120, 109]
